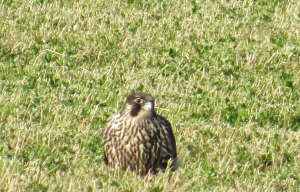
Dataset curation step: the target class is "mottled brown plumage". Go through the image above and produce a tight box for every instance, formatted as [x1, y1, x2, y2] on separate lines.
[103, 92, 178, 175]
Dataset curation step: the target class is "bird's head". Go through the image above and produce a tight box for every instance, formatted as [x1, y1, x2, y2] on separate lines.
[122, 92, 156, 120]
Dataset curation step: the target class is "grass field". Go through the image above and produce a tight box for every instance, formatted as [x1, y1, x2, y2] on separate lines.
[1, 0, 300, 191]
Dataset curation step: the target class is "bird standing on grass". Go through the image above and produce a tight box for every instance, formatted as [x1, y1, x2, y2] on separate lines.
[103, 92, 178, 175]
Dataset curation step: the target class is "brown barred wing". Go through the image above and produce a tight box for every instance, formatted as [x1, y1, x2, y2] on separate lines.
[102, 113, 123, 169]
[151, 115, 178, 172]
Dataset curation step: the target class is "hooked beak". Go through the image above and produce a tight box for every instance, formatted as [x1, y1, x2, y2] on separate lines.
[142, 102, 153, 112]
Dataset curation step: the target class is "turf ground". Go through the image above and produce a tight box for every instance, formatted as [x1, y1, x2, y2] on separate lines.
[1, 0, 300, 191]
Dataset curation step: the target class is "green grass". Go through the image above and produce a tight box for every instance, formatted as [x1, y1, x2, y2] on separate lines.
[1, 0, 300, 191]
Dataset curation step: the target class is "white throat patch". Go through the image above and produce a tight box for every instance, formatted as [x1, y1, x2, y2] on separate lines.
[133, 102, 153, 120]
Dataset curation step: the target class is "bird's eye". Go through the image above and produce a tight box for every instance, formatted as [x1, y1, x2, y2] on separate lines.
[135, 98, 143, 104]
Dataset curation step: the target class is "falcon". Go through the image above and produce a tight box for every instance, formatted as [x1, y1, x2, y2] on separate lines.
[103, 92, 178, 175]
